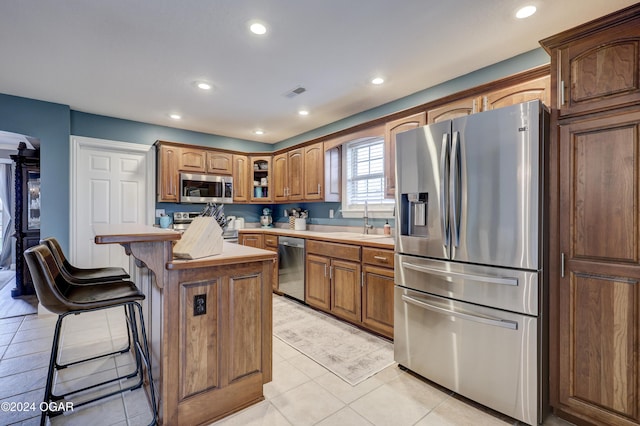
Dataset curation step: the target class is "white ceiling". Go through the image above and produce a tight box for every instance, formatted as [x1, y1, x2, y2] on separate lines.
[0, 1, 636, 144]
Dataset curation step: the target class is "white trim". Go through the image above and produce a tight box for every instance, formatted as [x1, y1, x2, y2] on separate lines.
[69, 136, 155, 263]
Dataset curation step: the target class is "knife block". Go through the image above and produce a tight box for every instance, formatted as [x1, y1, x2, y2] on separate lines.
[173, 216, 223, 259]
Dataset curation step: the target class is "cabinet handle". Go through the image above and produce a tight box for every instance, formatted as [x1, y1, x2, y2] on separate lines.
[324, 264, 327, 277]
[561, 252, 565, 278]
[482, 96, 488, 111]
[373, 255, 388, 262]
[361, 272, 364, 287]
[560, 80, 566, 106]
[329, 265, 333, 280]
[318, 183, 321, 194]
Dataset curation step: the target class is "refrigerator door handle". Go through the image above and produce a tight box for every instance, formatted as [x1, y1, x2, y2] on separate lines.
[402, 262, 519, 286]
[401, 294, 518, 330]
[449, 131, 461, 247]
[440, 133, 450, 246]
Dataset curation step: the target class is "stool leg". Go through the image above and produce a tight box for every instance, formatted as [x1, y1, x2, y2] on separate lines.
[41, 314, 65, 426]
[132, 301, 158, 426]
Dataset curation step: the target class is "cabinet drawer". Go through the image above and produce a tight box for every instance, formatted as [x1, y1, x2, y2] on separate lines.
[264, 234, 278, 249]
[362, 247, 394, 269]
[307, 240, 360, 262]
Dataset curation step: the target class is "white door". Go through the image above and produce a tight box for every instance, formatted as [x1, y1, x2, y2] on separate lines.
[70, 136, 154, 269]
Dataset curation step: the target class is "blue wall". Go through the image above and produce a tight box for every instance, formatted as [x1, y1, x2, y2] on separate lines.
[0, 48, 550, 249]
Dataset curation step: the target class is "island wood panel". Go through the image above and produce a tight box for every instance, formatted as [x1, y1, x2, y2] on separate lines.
[227, 273, 262, 383]
[180, 278, 219, 400]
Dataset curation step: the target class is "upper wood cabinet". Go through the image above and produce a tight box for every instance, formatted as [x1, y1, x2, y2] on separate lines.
[232, 154, 249, 203]
[303, 143, 324, 200]
[427, 76, 550, 124]
[427, 97, 478, 124]
[157, 144, 180, 202]
[541, 9, 640, 117]
[179, 148, 206, 172]
[250, 156, 273, 203]
[273, 148, 304, 201]
[206, 151, 233, 175]
[384, 112, 426, 198]
[481, 75, 550, 111]
[324, 144, 341, 202]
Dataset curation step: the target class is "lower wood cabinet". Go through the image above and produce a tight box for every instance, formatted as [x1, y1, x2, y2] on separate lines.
[239, 233, 264, 248]
[305, 240, 393, 338]
[240, 233, 279, 292]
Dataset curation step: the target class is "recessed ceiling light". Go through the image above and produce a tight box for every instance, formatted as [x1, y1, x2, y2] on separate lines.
[516, 5, 537, 19]
[254, 129, 265, 135]
[371, 77, 385, 85]
[196, 82, 212, 90]
[169, 114, 181, 120]
[298, 109, 309, 116]
[249, 21, 267, 35]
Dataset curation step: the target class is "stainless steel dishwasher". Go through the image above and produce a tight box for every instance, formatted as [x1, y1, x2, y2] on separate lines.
[278, 236, 305, 302]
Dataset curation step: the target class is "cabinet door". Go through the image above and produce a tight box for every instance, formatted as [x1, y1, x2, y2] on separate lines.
[232, 155, 249, 202]
[179, 148, 206, 172]
[330, 259, 361, 323]
[362, 264, 394, 339]
[264, 236, 279, 292]
[206, 151, 233, 175]
[305, 254, 331, 311]
[558, 109, 640, 425]
[288, 148, 304, 201]
[557, 19, 640, 117]
[427, 97, 477, 124]
[240, 233, 264, 249]
[384, 112, 426, 198]
[324, 145, 341, 202]
[303, 142, 324, 200]
[158, 144, 180, 202]
[273, 153, 288, 202]
[482, 75, 550, 111]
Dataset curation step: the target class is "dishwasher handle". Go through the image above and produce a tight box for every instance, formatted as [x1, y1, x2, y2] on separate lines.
[279, 237, 306, 249]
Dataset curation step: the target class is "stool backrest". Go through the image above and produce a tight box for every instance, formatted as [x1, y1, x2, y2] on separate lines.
[24, 244, 75, 315]
[40, 237, 74, 273]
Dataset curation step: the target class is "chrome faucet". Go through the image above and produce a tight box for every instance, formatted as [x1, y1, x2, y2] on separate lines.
[363, 201, 374, 234]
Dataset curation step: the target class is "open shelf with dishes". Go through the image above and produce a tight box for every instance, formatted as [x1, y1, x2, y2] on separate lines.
[250, 156, 272, 202]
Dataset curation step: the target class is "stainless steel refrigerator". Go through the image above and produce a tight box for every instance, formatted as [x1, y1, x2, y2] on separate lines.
[394, 100, 549, 425]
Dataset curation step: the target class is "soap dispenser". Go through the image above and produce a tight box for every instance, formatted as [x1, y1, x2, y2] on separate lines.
[384, 220, 391, 236]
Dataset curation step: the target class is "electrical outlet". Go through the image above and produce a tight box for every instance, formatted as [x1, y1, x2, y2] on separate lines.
[329, 209, 334, 219]
[193, 294, 206, 316]
[155, 209, 165, 218]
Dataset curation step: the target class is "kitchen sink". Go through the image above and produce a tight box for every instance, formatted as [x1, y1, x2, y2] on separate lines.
[320, 232, 390, 240]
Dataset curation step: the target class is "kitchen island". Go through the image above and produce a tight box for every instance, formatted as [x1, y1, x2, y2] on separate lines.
[94, 224, 276, 426]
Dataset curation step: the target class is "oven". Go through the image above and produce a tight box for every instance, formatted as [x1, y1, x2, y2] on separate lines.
[180, 173, 233, 204]
[172, 211, 238, 243]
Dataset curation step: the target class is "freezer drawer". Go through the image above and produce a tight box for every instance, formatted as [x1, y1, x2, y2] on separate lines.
[394, 286, 539, 425]
[395, 254, 538, 315]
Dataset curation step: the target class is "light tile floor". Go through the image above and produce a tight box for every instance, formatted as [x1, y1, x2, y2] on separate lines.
[0, 300, 575, 426]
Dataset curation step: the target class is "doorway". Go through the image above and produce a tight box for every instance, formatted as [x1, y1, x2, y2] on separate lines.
[70, 136, 155, 269]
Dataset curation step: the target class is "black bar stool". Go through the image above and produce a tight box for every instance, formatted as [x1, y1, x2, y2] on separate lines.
[24, 244, 157, 426]
[40, 237, 130, 283]
[40, 237, 134, 370]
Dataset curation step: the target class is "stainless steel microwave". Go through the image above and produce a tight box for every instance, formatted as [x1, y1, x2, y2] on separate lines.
[180, 173, 233, 203]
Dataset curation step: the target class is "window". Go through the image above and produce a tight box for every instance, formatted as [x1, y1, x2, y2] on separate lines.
[341, 137, 394, 218]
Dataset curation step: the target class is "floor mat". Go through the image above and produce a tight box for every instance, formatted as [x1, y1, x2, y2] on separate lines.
[273, 295, 394, 386]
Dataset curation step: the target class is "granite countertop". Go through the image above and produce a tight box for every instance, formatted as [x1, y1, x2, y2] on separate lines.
[238, 227, 395, 249]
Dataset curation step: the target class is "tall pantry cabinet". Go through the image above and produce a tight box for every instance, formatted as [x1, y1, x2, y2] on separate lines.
[540, 5, 640, 426]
